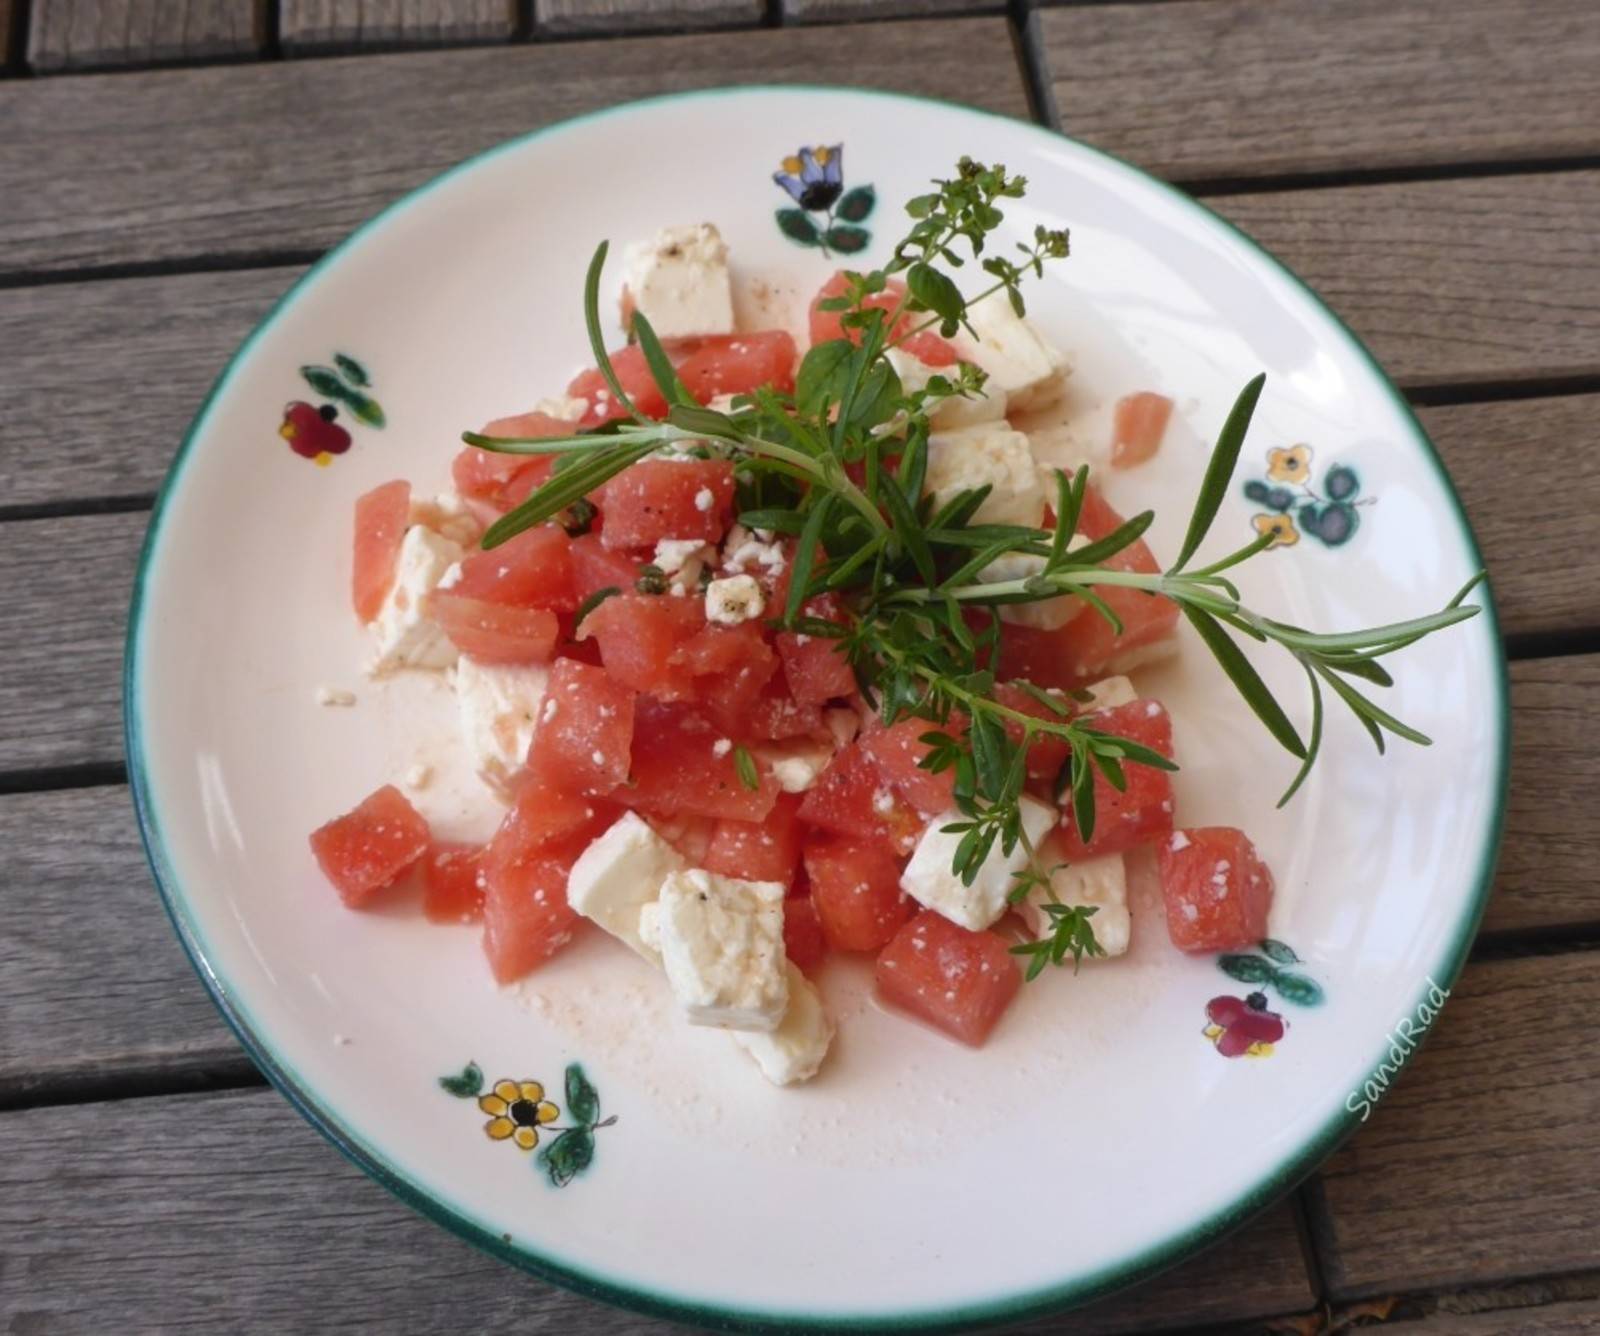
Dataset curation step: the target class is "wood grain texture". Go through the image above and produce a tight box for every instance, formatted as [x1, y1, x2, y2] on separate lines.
[280, 0, 516, 51]
[1419, 395, 1600, 640]
[0, 1082, 1310, 1333]
[1484, 657, 1600, 936]
[0, 0, 13, 69]
[26, 0, 264, 71]
[0, 511, 141, 772]
[0, 267, 291, 507]
[0, 786, 244, 1102]
[1214, 173, 1600, 390]
[784, 0, 1002, 23]
[1033, 0, 1600, 183]
[536, 0, 763, 34]
[1393, 1297, 1600, 1333]
[0, 17, 1026, 279]
[1307, 952, 1600, 1300]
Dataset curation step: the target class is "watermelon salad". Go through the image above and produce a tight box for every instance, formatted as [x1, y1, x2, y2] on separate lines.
[309, 220, 1277, 1087]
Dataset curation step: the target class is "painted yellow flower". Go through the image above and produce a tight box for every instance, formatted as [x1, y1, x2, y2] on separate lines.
[1203, 1023, 1275, 1058]
[1253, 513, 1300, 548]
[478, 1079, 560, 1151]
[1266, 444, 1312, 485]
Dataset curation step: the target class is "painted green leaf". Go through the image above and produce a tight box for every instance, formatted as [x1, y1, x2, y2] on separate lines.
[1324, 464, 1360, 501]
[538, 1127, 596, 1188]
[1259, 938, 1300, 964]
[438, 1061, 484, 1098]
[300, 365, 346, 400]
[565, 1063, 600, 1125]
[825, 224, 871, 255]
[1273, 972, 1326, 1007]
[836, 185, 876, 223]
[1218, 953, 1276, 984]
[334, 353, 371, 387]
[300, 365, 387, 428]
[775, 208, 822, 247]
[338, 387, 387, 429]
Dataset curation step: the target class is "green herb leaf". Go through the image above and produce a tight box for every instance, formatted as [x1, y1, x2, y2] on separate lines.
[572, 586, 621, 631]
[631, 311, 695, 408]
[582, 241, 641, 422]
[733, 745, 760, 791]
[786, 496, 836, 624]
[1170, 373, 1266, 573]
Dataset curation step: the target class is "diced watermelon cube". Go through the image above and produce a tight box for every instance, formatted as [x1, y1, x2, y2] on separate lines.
[450, 524, 576, 612]
[704, 793, 804, 888]
[595, 458, 735, 551]
[484, 774, 616, 877]
[423, 591, 559, 665]
[570, 534, 641, 602]
[582, 590, 705, 699]
[569, 345, 672, 426]
[809, 272, 958, 367]
[861, 717, 960, 816]
[481, 835, 587, 983]
[875, 911, 1022, 1046]
[527, 658, 636, 795]
[803, 833, 913, 952]
[671, 622, 778, 713]
[675, 331, 799, 402]
[1158, 826, 1274, 952]
[309, 783, 430, 908]
[704, 675, 827, 743]
[776, 595, 856, 704]
[1059, 699, 1175, 859]
[1111, 392, 1174, 469]
[422, 842, 486, 923]
[798, 742, 922, 851]
[992, 681, 1072, 779]
[643, 812, 718, 865]
[624, 700, 780, 822]
[452, 410, 567, 507]
[783, 891, 827, 975]
[352, 480, 410, 623]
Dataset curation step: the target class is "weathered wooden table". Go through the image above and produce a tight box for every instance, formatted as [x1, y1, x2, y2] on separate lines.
[2, 2, 1597, 1332]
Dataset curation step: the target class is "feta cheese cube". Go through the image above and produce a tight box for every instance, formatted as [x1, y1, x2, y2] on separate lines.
[732, 963, 835, 1085]
[566, 812, 685, 961]
[656, 869, 788, 1031]
[368, 526, 464, 676]
[900, 796, 1057, 931]
[923, 423, 1047, 528]
[957, 290, 1068, 412]
[408, 490, 482, 548]
[1104, 637, 1181, 675]
[453, 656, 549, 795]
[1082, 675, 1137, 711]
[976, 542, 1090, 632]
[1018, 853, 1131, 956]
[885, 348, 1008, 428]
[705, 574, 765, 626]
[621, 224, 735, 341]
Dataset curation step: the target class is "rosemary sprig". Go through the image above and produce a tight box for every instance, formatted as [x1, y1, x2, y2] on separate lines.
[461, 156, 1486, 979]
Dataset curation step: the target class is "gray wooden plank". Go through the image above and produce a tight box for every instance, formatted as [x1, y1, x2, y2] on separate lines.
[0, 511, 141, 772]
[280, 0, 516, 52]
[1033, 0, 1600, 184]
[1306, 952, 1600, 1300]
[0, 267, 290, 508]
[784, 0, 1002, 22]
[26, 0, 264, 71]
[0, 16, 1028, 279]
[0, 786, 243, 1103]
[1484, 657, 1600, 938]
[1419, 395, 1600, 641]
[0, 1081, 1310, 1332]
[1385, 1297, 1600, 1333]
[536, 0, 763, 34]
[1213, 173, 1600, 390]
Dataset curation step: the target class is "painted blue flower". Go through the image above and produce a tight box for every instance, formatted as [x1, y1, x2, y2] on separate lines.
[774, 145, 845, 212]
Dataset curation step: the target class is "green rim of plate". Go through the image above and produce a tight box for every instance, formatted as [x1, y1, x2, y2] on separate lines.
[124, 84, 1510, 1333]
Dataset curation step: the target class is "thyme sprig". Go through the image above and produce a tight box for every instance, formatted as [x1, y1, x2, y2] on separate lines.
[462, 156, 1485, 978]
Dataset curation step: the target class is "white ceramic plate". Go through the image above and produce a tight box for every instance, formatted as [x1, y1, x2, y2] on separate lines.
[127, 87, 1507, 1331]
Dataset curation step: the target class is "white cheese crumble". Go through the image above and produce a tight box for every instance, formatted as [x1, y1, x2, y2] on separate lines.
[566, 812, 685, 961]
[403, 763, 433, 790]
[367, 525, 464, 676]
[922, 423, 1047, 528]
[731, 963, 835, 1086]
[705, 574, 765, 626]
[315, 685, 356, 707]
[1169, 831, 1192, 853]
[655, 869, 788, 1031]
[1017, 852, 1131, 956]
[453, 656, 549, 796]
[408, 490, 482, 547]
[694, 487, 715, 512]
[721, 525, 788, 577]
[621, 223, 735, 341]
[956, 289, 1069, 411]
[1082, 675, 1138, 711]
[754, 737, 835, 793]
[653, 537, 716, 595]
[900, 796, 1057, 931]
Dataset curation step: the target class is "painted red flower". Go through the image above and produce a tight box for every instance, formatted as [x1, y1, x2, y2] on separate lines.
[279, 400, 352, 465]
[1203, 991, 1285, 1058]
